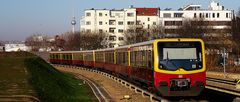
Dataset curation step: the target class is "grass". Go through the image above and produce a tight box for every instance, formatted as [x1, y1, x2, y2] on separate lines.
[25, 54, 97, 102]
[0, 52, 36, 96]
[0, 52, 97, 102]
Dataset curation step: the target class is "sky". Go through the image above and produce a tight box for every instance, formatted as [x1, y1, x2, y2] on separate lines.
[0, 0, 239, 41]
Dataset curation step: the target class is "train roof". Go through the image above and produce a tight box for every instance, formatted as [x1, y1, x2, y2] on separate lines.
[49, 38, 204, 54]
[128, 40, 155, 47]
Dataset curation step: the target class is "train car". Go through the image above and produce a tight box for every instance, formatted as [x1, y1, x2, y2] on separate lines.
[62, 52, 73, 65]
[49, 38, 206, 97]
[128, 41, 154, 89]
[72, 51, 84, 66]
[50, 51, 73, 65]
[153, 39, 205, 96]
[49, 51, 62, 64]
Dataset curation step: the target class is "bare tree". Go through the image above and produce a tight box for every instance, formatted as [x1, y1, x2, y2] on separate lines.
[80, 31, 107, 50]
[25, 34, 50, 51]
[123, 25, 149, 45]
[231, 9, 240, 61]
[54, 35, 65, 51]
[149, 24, 165, 39]
[178, 18, 205, 38]
[63, 31, 107, 50]
[64, 32, 81, 50]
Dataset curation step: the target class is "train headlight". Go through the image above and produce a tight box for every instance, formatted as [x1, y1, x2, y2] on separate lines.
[159, 65, 163, 69]
[192, 64, 196, 69]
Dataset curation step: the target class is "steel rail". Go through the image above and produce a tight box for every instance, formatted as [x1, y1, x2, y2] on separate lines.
[206, 85, 240, 97]
[55, 64, 169, 102]
[72, 73, 113, 102]
[0, 95, 40, 102]
[206, 77, 236, 85]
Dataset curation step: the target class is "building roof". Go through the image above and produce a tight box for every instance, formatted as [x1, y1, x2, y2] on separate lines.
[136, 8, 159, 16]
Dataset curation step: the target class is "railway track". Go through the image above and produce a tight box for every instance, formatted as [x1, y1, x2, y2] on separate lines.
[73, 73, 114, 102]
[206, 77, 240, 97]
[55, 64, 240, 102]
[0, 95, 40, 102]
[206, 77, 236, 85]
[55, 65, 168, 102]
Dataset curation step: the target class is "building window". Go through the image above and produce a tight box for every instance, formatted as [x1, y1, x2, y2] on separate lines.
[86, 29, 91, 33]
[99, 21, 103, 25]
[148, 24, 150, 29]
[174, 13, 183, 18]
[153, 22, 156, 25]
[109, 20, 116, 25]
[199, 13, 202, 18]
[109, 36, 116, 41]
[109, 28, 115, 33]
[109, 43, 115, 48]
[127, 21, 134, 25]
[127, 29, 134, 33]
[164, 21, 182, 26]
[118, 37, 124, 41]
[226, 13, 229, 18]
[194, 13, 197, 18]
[99, 13, 102, 17]
[217, 13, 220, 18]
[127, 13, 134, 17]
[99, 29, 103, 33]
[118, 29, 124, 33]
[206, 13, 209, 18]
[148, 18, 150, 21]
[86, 21, 91, 25]
[163, 13, 171, 18]
[105, 14, 108, 16]
[118, 21, 123, 25]
[86, 13, 91, 16]
[213, 13, 215, 18]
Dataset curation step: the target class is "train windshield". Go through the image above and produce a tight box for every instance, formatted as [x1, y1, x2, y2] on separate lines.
[158, 42, 203, 71]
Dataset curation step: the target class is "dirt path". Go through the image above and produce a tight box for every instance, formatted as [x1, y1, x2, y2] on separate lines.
[56, 66, 152, 102]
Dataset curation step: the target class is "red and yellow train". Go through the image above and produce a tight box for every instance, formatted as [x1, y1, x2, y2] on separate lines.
[49, 38, 206, 96]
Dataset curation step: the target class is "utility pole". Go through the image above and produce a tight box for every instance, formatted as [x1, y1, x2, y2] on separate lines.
[223, 48, 226, 78]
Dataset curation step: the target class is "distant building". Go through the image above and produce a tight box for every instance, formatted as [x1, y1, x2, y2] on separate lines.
[4, 43, 30, 52]
[80, 1, 234, 47]
[0, 46, 4, 52]
[160, 1, 233, 36]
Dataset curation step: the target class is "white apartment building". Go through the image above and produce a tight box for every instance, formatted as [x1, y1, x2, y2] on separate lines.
[80, 1, 234, 48]
[160, 1, 233, 36]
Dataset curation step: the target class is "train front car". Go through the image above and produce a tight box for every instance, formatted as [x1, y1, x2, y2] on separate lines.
[154, 39, 206, 96]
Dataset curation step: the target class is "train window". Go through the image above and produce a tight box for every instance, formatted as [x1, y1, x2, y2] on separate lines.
[130, 51, 136, 66]
[69, 54, 72, 60]
[105, 52, 114, 64]
[125, 52, 128, 65]
[117, 51, 128, 65]
[147, 50, 153, 69]
[158, 42, 203, 71]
